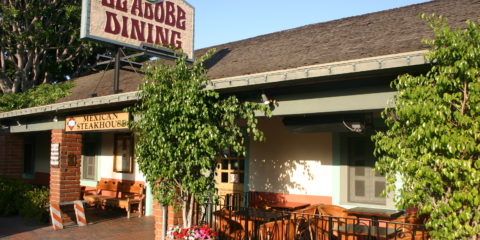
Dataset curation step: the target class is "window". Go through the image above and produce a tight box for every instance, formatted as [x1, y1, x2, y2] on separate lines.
[23, 141, 35, 177]
[215, 148, 245, 197]
[347, 136, 386, 205]
[82, 133, 100, 180]
[82, 143, 97, 180]
[113, 133, 134, 173]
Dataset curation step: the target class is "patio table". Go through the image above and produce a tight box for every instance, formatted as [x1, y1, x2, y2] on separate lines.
[267, 202, 310, 211]
[346, 207, 403, 226]
[233, 208, 289, 222]
[232, 208, 289, 238]
[343, 207, 404, 239]
[338, 224, 401, 239]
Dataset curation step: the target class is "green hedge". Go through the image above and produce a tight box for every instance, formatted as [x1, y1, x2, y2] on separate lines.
[0, 176, 50, 223]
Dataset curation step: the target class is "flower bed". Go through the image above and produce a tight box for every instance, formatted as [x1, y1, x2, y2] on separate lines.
[167, 225, 217, 240]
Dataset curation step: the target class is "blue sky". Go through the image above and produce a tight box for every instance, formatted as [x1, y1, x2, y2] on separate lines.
[186, 0, 431, 49]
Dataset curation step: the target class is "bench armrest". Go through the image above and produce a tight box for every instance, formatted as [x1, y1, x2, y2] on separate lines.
[124, 193, 145, 200]
[83, 189, 97, 195]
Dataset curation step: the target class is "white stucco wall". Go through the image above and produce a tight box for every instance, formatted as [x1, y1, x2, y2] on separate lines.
[249, 117, 333, 197]
[98, 132, 145, 182]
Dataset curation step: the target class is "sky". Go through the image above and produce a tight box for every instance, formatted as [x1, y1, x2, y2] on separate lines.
[186, 0, 432, 50]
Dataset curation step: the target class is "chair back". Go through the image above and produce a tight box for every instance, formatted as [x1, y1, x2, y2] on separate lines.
[295, 204, 320, 215]
[259, 219, 295, 240]
[318, 205, 349, 218]
[213, 210, 245, 239]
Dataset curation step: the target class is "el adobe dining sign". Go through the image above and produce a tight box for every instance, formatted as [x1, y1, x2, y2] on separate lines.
[81, 0, 194, 59]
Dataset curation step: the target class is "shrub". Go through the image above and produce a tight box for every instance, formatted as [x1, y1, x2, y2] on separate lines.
[0, 176, 50, 223]
[19, 186, 50, 223]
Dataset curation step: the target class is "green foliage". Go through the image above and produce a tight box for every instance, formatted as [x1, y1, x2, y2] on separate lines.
[373, 16, 480, 239]
[0, 82, 73, 111]
[0, 176, 50, 223]
[128, 51, 270, 222]
[0, 0, 106, 93]
[18, 186, 50, 223]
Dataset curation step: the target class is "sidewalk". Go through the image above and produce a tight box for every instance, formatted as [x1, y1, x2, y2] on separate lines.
[0, 215, 154, 240]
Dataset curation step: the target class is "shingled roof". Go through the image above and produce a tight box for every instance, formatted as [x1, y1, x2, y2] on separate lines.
[60, 0, 480, 102]
[199, 0, 479, 80]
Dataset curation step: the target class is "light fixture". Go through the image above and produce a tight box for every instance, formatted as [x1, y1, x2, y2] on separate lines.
[53, 116, 58, 122]
[343, 120, 365, 133]
[16, 120, 21, 127]
[261, 93, 270, 105]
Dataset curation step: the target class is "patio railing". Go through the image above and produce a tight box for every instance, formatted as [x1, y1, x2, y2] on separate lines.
[193, 195, 429, 240]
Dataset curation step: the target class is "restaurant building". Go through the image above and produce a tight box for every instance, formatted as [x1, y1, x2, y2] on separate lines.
[0, 0, 478, 236]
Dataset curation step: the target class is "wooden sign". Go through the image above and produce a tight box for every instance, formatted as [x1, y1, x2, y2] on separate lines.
[65, 111, 129, 132]
[51, 143, 60, 167]
[81, 0, 195, 59]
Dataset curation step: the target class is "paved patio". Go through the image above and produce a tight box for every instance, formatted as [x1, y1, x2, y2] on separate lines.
[0, 214, 154, 240]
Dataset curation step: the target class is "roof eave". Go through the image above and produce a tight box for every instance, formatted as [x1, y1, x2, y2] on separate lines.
[0, 50, 428, 120]
[206, 50, 428, 90]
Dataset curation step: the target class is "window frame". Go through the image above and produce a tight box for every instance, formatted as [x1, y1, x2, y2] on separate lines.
[339, 134, 387, 206]
[81, 133, 101, 181]
[113, 133, 134, 173]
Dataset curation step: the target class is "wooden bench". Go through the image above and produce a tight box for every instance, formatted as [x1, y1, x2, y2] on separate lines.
[83, 180, 145, 218]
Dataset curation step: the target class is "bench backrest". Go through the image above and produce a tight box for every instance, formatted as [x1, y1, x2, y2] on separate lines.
[96, 180, 120, 197]
[97, 180, 119, 191]
[119, 182, 144, 197]
[95, 180, 144, 198]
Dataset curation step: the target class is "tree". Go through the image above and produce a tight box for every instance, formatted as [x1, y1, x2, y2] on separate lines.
[128, 51, 270, 227]
[373, 16, 480, 239]
[0, 0, 104, 93]
[0, 81, 73, 111]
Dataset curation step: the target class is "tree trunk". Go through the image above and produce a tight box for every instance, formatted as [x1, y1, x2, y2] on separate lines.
[0, 72, 13, 93]
[181, 193, 195, 228]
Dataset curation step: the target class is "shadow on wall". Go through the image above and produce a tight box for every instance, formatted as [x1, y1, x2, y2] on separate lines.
[251, 158, 314, 193]
[247, 117, 333, 203]
[249, 158, 315, 203]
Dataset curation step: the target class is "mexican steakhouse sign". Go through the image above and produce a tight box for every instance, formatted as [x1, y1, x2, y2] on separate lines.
[65, 111, 129, 132]
[81, 0, 194, 59]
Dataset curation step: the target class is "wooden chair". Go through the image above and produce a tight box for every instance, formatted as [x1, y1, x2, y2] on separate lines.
[293, 204, 320, 215]
[213, 210, 246, 240]
[318, 205, 357, 240]
[114, 182, 145, 218]
[290, 204, 321, 240]
[259, 219, 295, 240]
[390, 212, 429, 239]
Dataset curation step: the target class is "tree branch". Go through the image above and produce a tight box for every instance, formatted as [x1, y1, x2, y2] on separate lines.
[0, 71, 13, 93]
[461, 80, 469, 115]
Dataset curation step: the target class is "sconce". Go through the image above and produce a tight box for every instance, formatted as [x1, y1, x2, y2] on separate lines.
[343, 120, 365, 133]
[261, 93, 270, 105]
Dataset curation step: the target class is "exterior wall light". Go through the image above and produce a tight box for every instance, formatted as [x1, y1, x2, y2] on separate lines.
[261, 93, 270, 105]
[343, 120, 365, 133]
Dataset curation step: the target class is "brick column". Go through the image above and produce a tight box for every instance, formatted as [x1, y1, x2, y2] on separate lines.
[49, 130, 82, 224]
[0, 133, 24, 178]
[154, 200, 183, 240]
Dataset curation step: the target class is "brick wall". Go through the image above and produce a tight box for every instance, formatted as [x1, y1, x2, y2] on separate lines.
[0, 133, 24, 178]
[49, 130, 82, 224]
[154, 200, 183, 240]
